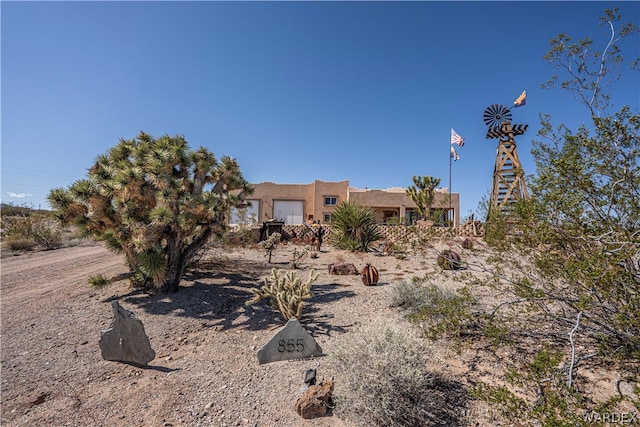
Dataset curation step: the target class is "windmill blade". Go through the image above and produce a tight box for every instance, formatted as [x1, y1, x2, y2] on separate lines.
[483, 104, 512, 129]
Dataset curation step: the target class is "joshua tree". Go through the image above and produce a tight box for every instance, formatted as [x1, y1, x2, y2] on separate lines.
[48, 132, 252, 293]
[406, 176, 441, 221]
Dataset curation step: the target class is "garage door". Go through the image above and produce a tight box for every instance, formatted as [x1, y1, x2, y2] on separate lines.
[273, 200, 304, 225]
[229, 200, 260, 225]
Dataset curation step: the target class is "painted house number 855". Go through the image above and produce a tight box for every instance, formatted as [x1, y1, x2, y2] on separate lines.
[277, 339, 305, 352]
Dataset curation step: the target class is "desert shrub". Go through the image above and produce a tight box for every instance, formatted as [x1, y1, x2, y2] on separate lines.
[1, 215, 32, 236]
[6, 237, 37, 251]
[221, 225, 257, 247]
[330, 320, 466, 426]
[482, 10, 640, 359]
[390, 279, 477, 341]
[29, 217, 63, 249]
[458, 11, 640, 426]
[1, 214, 63, 250]
[88, 274, 110, 288]
[407, 283, 476, 340]
[388, 280, 431, 311]
[471, 346, 628, 427]
[246, 269, 318, 320]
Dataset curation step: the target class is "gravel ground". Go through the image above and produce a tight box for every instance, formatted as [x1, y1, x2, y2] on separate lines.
[3, 239, 635, 427]
[1, 241, 434, 427]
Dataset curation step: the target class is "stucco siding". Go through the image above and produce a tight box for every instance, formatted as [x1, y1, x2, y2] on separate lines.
[249, 180, 460, 226]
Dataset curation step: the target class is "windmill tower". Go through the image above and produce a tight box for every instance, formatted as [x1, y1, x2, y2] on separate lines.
[482, 104, 529, 215]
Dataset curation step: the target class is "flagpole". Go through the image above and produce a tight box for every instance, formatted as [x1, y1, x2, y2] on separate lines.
[449, 128, 452, 227]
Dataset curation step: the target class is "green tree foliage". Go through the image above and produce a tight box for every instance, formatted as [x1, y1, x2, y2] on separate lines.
[463, 9, 639, 423]
[542, 8, 639, 117]
[512, 8, 640, 357]
[405, 176, 441, 221]
[515, 106, 640, 357]
[328, 200, 382, 252]
[48, 132, 252, 293]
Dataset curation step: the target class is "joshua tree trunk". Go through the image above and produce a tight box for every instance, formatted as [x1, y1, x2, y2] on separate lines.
[159, 226, 214, 293]
[159, 254, 187, 293]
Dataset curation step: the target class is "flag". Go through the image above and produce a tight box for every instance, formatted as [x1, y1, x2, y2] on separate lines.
[450, 145, 460, 161]
[513, 90, 526, 108]
[451, 128, 464, 146]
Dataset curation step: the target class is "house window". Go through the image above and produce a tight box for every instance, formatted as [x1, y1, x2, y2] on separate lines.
[406, 210, 418, 225]
[324, 196, 338, 206]
[323, 213, 332, 223]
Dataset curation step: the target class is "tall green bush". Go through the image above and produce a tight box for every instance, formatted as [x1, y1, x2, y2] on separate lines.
[328, 200, 382, 252]
[510, 9, 640, 358]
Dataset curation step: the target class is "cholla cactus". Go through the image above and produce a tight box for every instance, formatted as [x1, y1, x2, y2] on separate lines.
[291, 246, 308, 269]
[246, 269, 319, 320]
[259, 232, 282, 263]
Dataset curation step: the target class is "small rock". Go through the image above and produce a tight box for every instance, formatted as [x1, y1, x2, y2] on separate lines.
[328, 262, 358, 275]
[294, 380, 334, 419]
[617, 380, 636, 397]
[29, 391, 49, 406]
[304, 368, 316, 386]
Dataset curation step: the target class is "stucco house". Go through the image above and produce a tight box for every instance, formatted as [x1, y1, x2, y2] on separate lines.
[232, 179, 460, 227]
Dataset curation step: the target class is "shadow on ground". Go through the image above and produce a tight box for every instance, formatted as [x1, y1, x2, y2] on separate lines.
[118, 257, 357, 334]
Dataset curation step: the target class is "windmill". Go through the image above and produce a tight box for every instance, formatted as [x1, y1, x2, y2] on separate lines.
[483, 101, 529, 217]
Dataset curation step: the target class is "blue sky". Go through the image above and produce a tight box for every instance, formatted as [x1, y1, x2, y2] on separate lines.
[2, 1, 638, 218]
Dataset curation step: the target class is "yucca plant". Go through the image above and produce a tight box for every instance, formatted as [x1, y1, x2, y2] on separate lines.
[328, 201, 382, 252]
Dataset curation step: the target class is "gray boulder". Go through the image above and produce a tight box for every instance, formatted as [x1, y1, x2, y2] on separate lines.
[99, 301, 155, 367]
[256, 317, 323, 365]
